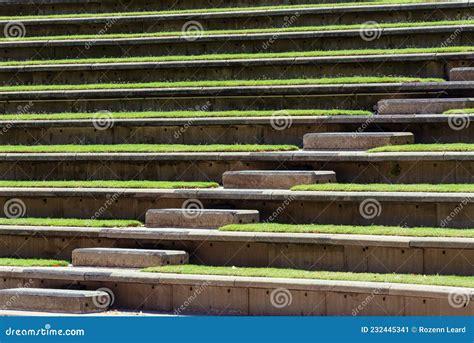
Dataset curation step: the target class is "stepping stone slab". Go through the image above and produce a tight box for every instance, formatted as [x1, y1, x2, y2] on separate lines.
[303, 132, 414, 150]
[72, 248, 188, 268]
[146, 208, 259, 229]
[223, 170, 336, 189]
[377, 98, 474, 114]
[449, 68, 474, 81]
[0, 288, 110, 313]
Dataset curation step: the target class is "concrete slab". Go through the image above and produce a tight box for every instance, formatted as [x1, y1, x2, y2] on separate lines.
[303, 132, 414, 150]
[449, 67, 474, 81]
[72, 248, 189, 268]
[377, 97, 474, 114]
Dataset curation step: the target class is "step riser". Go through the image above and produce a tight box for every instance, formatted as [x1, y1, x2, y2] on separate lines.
[222, 171, 336, 189]
[0, 158, 471, 184]
[450, 68, 474, 81]
[2, 234, 470, 276]
[4, 8, 470, 37]
[379, 98, 474, 115]
[0, 274, 471, 316]
[3, 30, 472, 61]
[0, 122, 470, 145]
[0, 194, 471, 228]
[303, 132, 414, 150]
[2, 58, 471, 85]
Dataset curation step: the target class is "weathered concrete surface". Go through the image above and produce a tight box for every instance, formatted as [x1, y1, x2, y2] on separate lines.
[146, 208, 260, 229]
[72, 248, 189, 268]
[377, 98, 474, 114]
[0, 288, 110, 313]
[222, 170, 336, 189]
[450, 67, 474, 81]
[303, 132, 414, 150]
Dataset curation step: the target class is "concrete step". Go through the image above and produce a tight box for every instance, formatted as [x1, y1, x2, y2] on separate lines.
[146, 208, 260, 229]
[450, 67, 474, 81]
[2, 52, 472, 85]
[0, 82, 470, 113]
[303, 132, 414, 150]
[2, 25, 472, 61]
[72, 247, 189, 268]
[222, 170, 336, 189]
[378, 97, 474, 114]
[2, 2, 470, 37]
[0, 288, 111, 313]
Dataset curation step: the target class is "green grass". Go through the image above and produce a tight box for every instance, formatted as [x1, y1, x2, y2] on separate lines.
[0, 258, 69, 267]
[291, 183, 474, 192]
[444, 108, 474, 115]
[142, 265, 474, 288]
[0, 217, 143, 227]
[0, 144, 297, 153]
[0, 0, 432, 20]
[0, 77, 444, 93]
[0, 46, 472, 67]
[220, 223, 474, 238]
[0, 180, 218, 189]
[2, 19, 471, 42]
[0, 109, 371, 121]
[368, 143, 474, 153]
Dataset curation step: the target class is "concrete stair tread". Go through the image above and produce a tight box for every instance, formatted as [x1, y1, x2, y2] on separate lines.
[303, 132, 415, 150]
[378, 97, 474, 114]
[450, 67, 474, 81]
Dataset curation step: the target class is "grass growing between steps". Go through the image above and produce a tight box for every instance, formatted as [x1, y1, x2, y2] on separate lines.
[0, 77, 443, 93]
[368, 144, 474, 153]
[2, 19, 472, 42]
[220, 223, 474, 238]
[0, 46, 472, 67]
[142, 265, 474, 288]
[0, 180, 218, 188]
[0, 109, 372, 121]
[0, 0, 434, 20]
[0, 144, 297, 153]
[291, 183, 474, 192]
[444, 109, 474, 114]
[0, 258, 69, 267]
[0, 218, 142, 227]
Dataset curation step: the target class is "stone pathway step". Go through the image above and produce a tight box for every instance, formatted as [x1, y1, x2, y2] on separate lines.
[303, 132, 414, 150]
[146, 208, 259, 229]
[377, 98, 474, 115]
[72, 247, 189, 268]
[450, 67, 474, 81]
[223, 170, 336, 189]
[0, 288, 111, 313]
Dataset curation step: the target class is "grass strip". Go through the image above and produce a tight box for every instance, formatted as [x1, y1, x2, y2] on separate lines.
[291, 183, 474, 192]
[142, 265, 474, 288]
[2, 19, 472, 41]
[368, 143, 474, 153]
[0, 46, 472, 67]
[0, 0, 433, 20]
[220, 223, 474, 238]
[0, 258, 69, 267]
[0, 77, 444, 93]
[0, 109, 371, 121]
[0, 144, 297, 153]
[444, 108, 474, 114]
[0, 180, 218, 188]
[0, 217, 143, 227]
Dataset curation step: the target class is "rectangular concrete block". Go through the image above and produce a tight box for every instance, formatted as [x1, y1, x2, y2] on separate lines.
[146, 208, 259, 229]
[377, 98, 474, 114]
[0, 288, 110, 313]
[223, 170, 336, 189]
[72, 248, 189, 268]
[449, 67, 474, 81]
[303, 132, 414, 150]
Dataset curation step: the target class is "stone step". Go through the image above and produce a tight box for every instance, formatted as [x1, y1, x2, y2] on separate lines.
[1, 2, 468, 37]
[222, 170, 336, 189]
[72, 247, 189, 268]
[146, 208, 260, 229]
[377, 97, 474, 114]
[303, 132, 414, 150]
[2, 25, 472, 61]
[450, 67, 474, 81]
[2, 52, 471, 85]
[0, 288, 111, 313]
